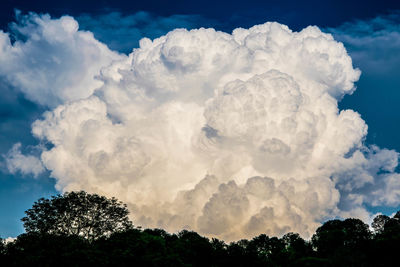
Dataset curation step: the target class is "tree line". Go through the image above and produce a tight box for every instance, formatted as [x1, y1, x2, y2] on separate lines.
[1, 191, 400, 266]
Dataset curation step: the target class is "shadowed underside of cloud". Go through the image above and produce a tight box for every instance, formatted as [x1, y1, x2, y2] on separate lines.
[2, 12, 400, 241]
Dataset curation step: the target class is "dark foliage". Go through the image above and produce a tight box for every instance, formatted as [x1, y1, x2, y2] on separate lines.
[0, 237, 5, 262]
[2, 192, 400, 266]
[21, 191, 132, 241]
[372, 215, 400, 267]
[311, 218, 372, 266]
[371, 214, 390, 234]
[3, 233, 94, 266]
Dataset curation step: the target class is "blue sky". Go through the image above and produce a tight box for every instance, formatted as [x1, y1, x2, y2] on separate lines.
[1, 0, 400, 238]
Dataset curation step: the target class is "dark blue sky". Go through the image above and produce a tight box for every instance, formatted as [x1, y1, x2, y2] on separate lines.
[2, 0, 400, 31]
[1, 0, 400, 237]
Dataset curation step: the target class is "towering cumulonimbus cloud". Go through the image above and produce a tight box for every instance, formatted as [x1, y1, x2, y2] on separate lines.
[4, 14, 400, 241]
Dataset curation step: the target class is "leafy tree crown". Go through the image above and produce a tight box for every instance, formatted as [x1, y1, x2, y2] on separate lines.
[21, 191, 132, 241]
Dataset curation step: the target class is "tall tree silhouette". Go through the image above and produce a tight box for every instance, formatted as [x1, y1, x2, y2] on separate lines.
[312, 218, 371, 266]
[21, 191, 132, 241]
[371, 214, 390, 234]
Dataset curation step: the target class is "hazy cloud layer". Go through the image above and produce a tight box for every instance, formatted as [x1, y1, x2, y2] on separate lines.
[4, 13, 400, 240]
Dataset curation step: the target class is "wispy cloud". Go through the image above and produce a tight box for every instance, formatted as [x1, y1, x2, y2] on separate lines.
[5, 143, 44, 177]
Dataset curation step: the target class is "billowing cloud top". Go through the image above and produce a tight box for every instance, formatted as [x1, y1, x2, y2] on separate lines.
[2, 13, 400, 241]
[0, 12, 124, 107]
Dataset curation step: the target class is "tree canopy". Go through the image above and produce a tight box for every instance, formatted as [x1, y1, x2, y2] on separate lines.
[1, 191, 399, 266]
[21, 191, 132, 241]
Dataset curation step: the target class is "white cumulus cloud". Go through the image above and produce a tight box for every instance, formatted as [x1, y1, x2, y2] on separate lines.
[0, 11, 125, 108]
[5, 13, 400, 241]
[5, 143, 44, 177]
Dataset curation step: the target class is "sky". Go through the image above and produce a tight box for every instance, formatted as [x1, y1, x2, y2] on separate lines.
[1, 0, 400, 240]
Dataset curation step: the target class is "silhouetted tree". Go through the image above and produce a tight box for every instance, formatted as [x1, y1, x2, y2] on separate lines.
[21, 191, 132, 241]
[312, 218, 371, 266]
[4, 192, 400, 266]
[5, 233, 95, 266]
[210, 238, 228, 266]
[281, 232, 313, 265]
[0, 237, 5, 261]
[226, 239, 252, 266]
[173, 230, 215, 266]
[372, 211, 400, 266]
[94, 228, 180, 267]
[371, 214, 390, 234]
